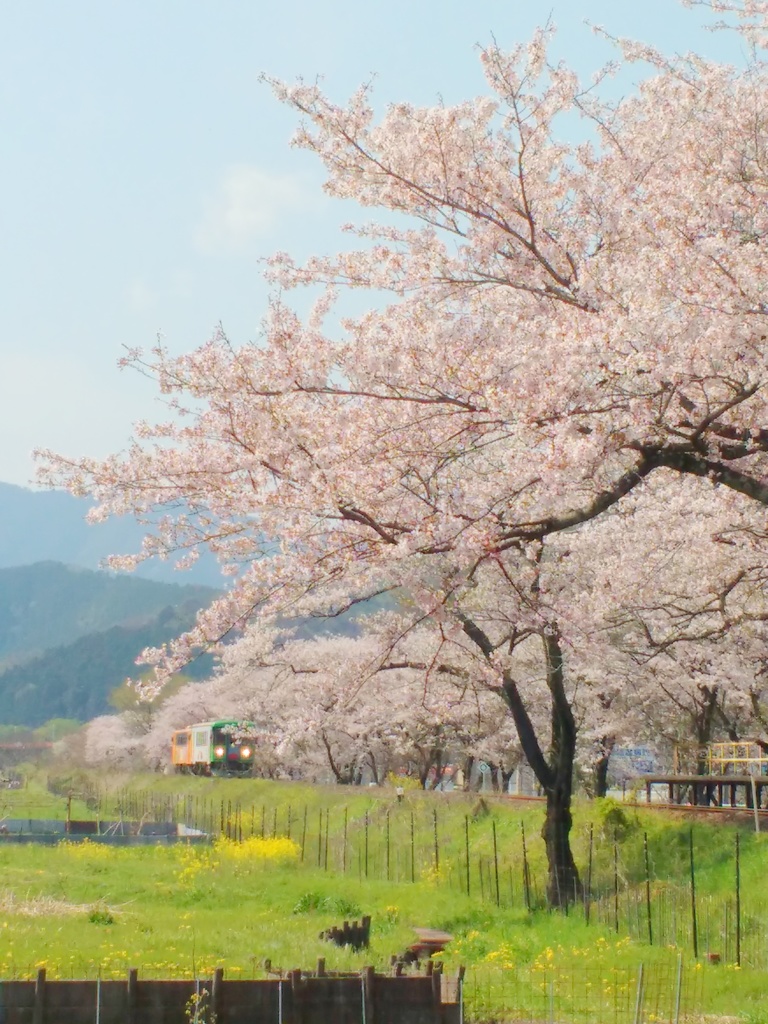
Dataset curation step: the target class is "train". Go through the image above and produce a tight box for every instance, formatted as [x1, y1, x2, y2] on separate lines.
[171, 720, 257, 776]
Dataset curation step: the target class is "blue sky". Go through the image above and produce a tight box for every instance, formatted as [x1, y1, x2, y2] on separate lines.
[0, 1, 743, 487]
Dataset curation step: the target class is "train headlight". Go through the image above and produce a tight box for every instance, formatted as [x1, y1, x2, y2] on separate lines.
[240, 746, 252, 759]
[214, 746, 225, 758]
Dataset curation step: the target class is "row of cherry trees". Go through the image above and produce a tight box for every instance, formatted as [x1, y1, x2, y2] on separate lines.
[86, 585, 768, 794]
[86, 634, 521, 788]
[40, 1, 768, 904]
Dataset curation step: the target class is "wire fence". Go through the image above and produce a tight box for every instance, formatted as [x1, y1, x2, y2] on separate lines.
[29, 782, 768, 973]
[0, 960, 704, 1023]
[465, 960, 703, 1024]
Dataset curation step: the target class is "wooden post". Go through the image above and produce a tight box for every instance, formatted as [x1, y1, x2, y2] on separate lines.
[363, 966, 376, 1024]
[431, 963, 442, 1024]
[32, 968, 46, 1024]
[126, 969, 138, 1024]
[290, 968, 304, 1024]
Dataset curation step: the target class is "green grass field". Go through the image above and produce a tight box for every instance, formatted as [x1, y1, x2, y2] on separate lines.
[1, 772, 767, 1022]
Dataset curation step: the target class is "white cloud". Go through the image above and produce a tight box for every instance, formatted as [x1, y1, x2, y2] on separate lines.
[195, 164, 317, 254]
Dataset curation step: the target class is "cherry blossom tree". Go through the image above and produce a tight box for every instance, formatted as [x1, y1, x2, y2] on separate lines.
[111, 631, 520, 786]
[37, 3, 768, 903]
[202, 631, 521, 787]
[563, 470, 768, 785]
[84, 715, 147, 772]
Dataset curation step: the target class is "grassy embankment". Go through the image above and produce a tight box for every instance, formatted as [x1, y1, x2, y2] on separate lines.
[0, 772, 767, 1021]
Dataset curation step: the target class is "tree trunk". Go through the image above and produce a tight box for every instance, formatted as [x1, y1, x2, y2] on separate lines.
[540, 631, 581, 907]
[593, 755, 610, 799]
[593, 736, 616, 798]
[499, 766, 515, 794]
[695, 684, 719, 774]
[462, 754, 475, 792]
[320, 732, 348, 784]
[543, 784, 581, 906]
[502, 631, 581, 907]
[366, 750, 380, 785]
[461, 616, 581, 907]
[433, 747, 444, 789]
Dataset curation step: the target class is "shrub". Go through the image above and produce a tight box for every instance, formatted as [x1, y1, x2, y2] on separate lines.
[292, 892, 362, 916]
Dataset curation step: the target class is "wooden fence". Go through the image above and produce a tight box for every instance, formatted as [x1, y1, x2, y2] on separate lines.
[0, 966, 463, 1024]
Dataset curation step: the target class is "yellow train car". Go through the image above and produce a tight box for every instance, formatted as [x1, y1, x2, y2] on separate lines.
[171, 720, 257, 776]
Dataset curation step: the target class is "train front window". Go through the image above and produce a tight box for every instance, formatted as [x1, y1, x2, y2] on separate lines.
[175, 734, 189, 746]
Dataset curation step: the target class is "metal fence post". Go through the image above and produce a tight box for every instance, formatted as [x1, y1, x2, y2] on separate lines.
[674, 955, 683, 1024]
[633, 963, 645, 1024]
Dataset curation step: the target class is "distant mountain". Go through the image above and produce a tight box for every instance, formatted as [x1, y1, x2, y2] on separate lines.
[0, 561, 219, 667]
[0, 561, 220, 727]
[0, 482, 224, 586]
[0, 605, 215, 727]
[0, 486, 392, 728]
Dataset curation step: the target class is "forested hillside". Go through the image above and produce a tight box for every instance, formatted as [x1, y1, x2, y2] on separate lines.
[0, 603, 215, 726]
[0, 490, 380, 728]
[0, 562, 218, 667]
[0, 561, 220, 727]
